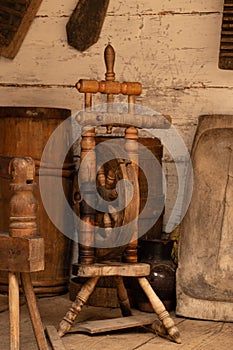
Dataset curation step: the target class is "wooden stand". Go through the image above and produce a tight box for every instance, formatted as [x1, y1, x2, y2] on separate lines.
[0, 157, 48, 350]
[55, 45, 180, 346]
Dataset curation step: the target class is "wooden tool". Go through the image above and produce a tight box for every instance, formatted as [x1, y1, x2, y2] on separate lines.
[66, 0, 110, 51]
[55, 44, 180, 345]
[0, 157, 48, 350]
[0, 0, 43, 59]
[219, 0, 233, 69]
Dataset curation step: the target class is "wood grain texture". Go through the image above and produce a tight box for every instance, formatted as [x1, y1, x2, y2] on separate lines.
[0, 235, 44, 272]
[176, 114, 233, 321]
[72, 262, 150, 277]
[66, 0, 110, 51]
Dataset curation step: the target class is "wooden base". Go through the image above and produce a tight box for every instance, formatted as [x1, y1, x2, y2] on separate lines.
[57, 263, 181, 344]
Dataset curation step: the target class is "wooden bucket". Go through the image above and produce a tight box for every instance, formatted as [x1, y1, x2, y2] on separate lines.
[0, 107, 74, 295]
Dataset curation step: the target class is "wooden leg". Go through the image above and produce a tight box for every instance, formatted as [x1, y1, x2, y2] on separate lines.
[58, 276, 100, 337]
[115, 276, 132, 316]
[137, 277, 181, 344]
[9, 272, 20, 350]
[20, 273, 49, 350]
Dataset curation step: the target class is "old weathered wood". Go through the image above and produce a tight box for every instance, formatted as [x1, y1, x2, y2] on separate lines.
[0, 0, 43, 59]
[77, 79, 142, 96]
[67, 312, 157, 334]
[176, 114, 233, 322]
[115, 276, 132, 316]
[46, 326, 66, 350]
[137, 277, 181, 344]
[78, 126, 96, 265]
[124, 127, 139, 263]
[58, 276, 100, 337]
[0, 107, 74, 296]
[21, 273, 49, 350]
[76, 111, 172, 129]
[72, 262, 150, 277]
[66, 0, 110, 51]
[0, 235, 44, 272]
[9, 272, 20, 350]
[219, 1, 233, 69]
[5, 157, 48, 350]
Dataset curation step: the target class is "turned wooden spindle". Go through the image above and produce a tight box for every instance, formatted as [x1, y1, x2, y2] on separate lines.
[104, 44, 115, 133]
[9, 158, 48, 350]
[79, 127, 96, 264]
[58, 276, 100, 337]
[124, 127, 139, 263]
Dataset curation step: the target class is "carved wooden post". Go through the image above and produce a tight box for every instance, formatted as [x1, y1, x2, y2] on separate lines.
[8, 157, 48, 350]
[124, 127, 139, 263]
[79, 127, 96, 264]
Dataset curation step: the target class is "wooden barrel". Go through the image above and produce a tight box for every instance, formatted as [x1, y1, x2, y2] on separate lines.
[0, 107, 74, 295]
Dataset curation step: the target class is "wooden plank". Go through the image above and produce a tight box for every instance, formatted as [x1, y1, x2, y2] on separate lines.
[67, 312, 156, 334]
[72, 262, 150, 277]
[140, 318, 233, 349]
[46, 326, 67, 350]
[0, 235, 44, 272]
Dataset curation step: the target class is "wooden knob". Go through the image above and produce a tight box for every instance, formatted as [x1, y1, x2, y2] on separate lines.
[104, 44, 115, 81]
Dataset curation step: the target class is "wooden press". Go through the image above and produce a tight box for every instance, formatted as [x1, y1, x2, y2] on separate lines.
[55, 45, 181, 345]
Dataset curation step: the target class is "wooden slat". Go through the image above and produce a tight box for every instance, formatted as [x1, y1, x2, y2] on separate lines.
[67, 312, 157, 334]
[46, 326, 66, 350]
[72, 262, 150, 277]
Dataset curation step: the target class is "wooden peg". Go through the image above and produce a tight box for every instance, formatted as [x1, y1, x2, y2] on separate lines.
[104, 44, 115, 131]
[104, 44, 115, 82]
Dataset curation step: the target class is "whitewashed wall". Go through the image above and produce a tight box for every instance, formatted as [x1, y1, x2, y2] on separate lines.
[0, 0, 230, 232]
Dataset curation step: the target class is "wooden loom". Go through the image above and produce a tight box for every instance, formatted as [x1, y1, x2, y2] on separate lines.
[53, 45, 181, 345]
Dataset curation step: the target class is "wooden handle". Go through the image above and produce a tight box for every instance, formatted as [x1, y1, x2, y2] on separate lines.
[104, 44, 115, 81]
[76, 79, 142, 96]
